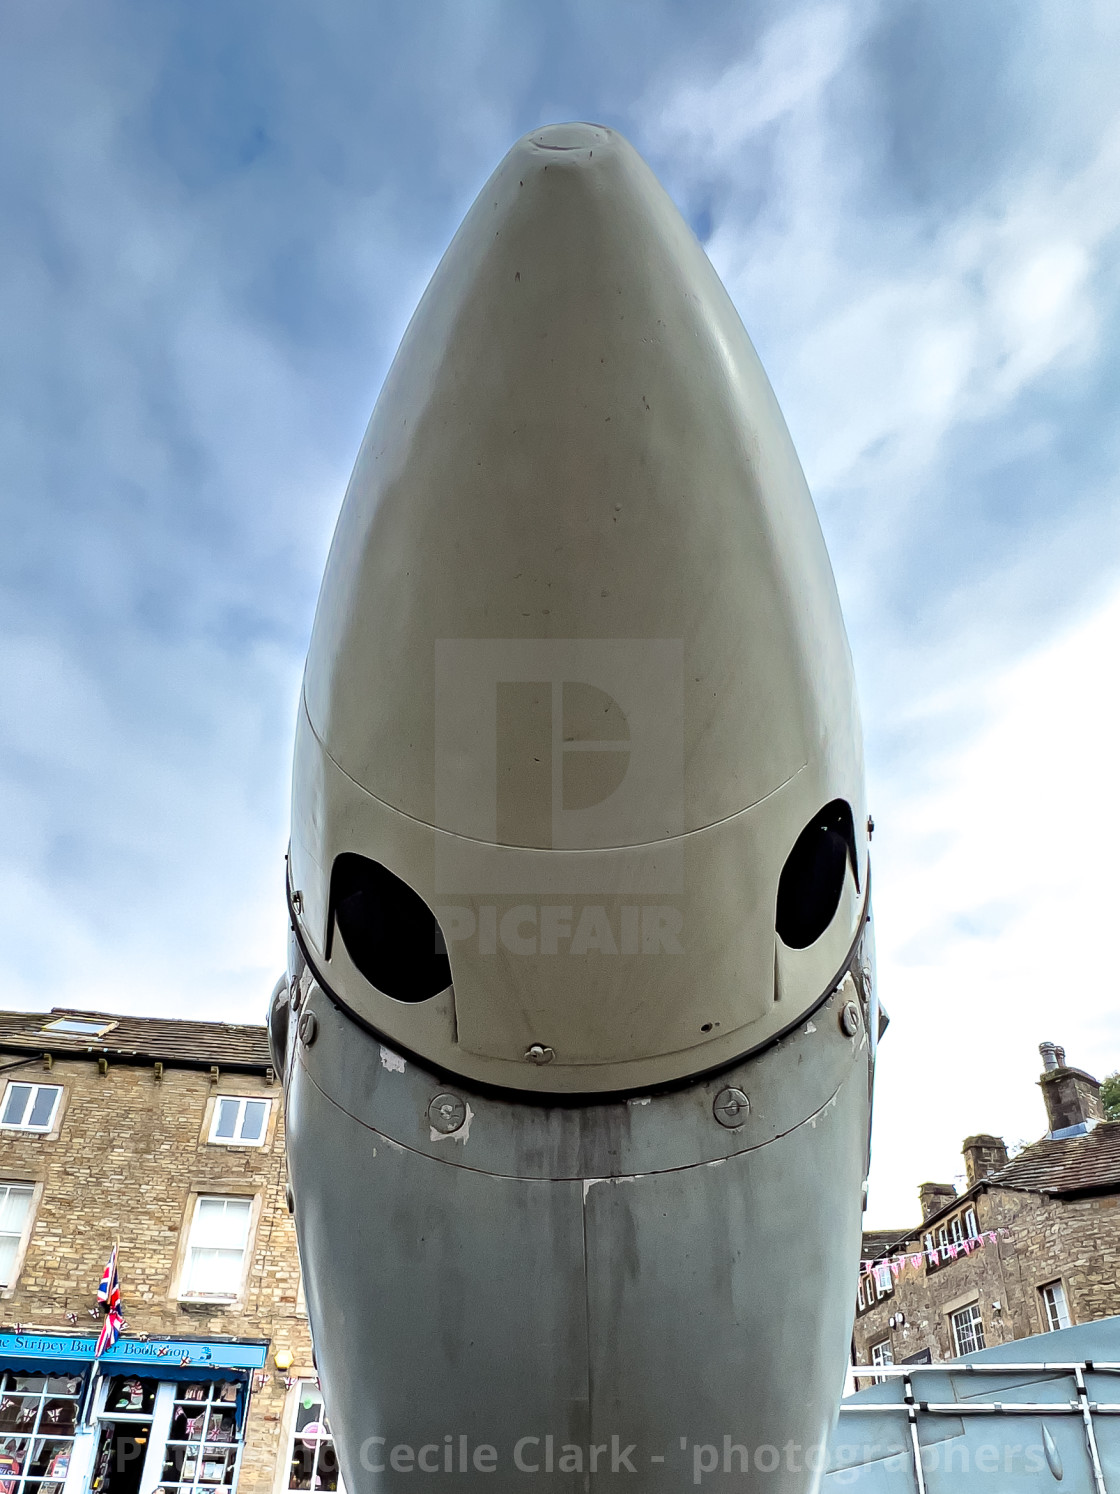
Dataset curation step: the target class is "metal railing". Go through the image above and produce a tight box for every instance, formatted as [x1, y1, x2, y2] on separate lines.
[840, 1362, 1120, 1494]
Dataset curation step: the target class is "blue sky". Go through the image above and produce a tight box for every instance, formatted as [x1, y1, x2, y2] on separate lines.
[2, 0, 1118, 1225]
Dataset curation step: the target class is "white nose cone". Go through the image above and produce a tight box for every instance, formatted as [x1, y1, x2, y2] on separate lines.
[291, 123, 867, 1091]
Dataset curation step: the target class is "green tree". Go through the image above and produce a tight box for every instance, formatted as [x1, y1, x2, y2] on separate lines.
[1102, 1072, 1120, 1121]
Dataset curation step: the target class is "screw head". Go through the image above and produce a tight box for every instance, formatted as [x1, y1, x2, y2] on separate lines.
[297, 1009, 318, 1046]
[524, 1043, 555, 1065]
[839, 1000, 861, 1037]
[713, 1087, 750, 1128]
[428, 1093, 467, 1134]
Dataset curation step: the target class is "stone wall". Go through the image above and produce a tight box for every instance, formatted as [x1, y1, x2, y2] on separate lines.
[852, 1185, 1120, 1378]
[0, 1055, 311, 1494]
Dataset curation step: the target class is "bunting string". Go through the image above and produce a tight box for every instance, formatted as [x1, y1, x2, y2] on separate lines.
[860, 1227, 1012, 1288]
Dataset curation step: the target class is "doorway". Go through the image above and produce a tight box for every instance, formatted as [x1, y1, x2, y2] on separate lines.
[89, 1423, 151, 1494]
[89, 1378, 156, 1494]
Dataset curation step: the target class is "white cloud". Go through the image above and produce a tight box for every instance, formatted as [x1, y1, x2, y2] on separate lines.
[867, 585, 1120, 1221]
[644, 9, 1120, 548]
[651, 4, 857, 160]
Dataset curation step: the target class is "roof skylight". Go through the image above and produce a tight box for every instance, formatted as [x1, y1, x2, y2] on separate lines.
[41, 1017, 116, 1037]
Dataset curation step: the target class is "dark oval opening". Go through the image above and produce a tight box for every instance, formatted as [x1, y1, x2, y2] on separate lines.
[776, 800, 858, 949]
[330, 853, 451, 1002]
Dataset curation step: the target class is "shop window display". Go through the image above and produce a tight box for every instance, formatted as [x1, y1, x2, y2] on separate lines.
[0, 1372, 83, 1494]
[160, 1382, 243, 1494]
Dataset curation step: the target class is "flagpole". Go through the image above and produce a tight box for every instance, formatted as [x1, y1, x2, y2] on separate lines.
[83, 1242, 120, 1429]
[81, 1354, 101, 1431]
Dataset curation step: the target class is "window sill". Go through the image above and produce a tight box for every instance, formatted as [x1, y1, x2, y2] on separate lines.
[178, 1295, 238, 1307]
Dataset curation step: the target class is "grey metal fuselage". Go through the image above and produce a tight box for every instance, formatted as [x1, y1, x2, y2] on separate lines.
[273, 122, 878, 1494]
[278, 930, 873, 1493]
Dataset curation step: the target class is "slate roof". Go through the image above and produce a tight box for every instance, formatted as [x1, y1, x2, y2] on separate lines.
[861, 1230, 911, 1259]
[986, 1121, 1120, 1197]
[0, 1007, 272, 1072]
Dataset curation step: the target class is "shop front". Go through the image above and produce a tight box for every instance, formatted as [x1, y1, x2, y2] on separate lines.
[0, 1335, 267, 1494]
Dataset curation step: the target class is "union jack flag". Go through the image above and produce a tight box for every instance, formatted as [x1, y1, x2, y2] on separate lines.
[95, 1246, 123, 1357]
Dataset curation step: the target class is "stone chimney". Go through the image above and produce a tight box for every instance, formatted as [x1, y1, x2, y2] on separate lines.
[1038, 1043, 1104, 1137]
[962, 1134, 1009, 1185]
[919, 1182, 957, 1220]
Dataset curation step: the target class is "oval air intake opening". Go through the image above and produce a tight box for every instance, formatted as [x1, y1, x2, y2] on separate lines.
[776, 800, 858, 950]
[330, 854, 451, 1002]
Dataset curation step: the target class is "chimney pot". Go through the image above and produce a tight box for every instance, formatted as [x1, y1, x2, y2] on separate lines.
[1038, 1046, 1103, 1135]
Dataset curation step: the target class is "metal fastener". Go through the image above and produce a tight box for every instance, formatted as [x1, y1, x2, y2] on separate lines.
[298, 1010, 318, 1047]
[428, 1093, 467, 1134]
[839, 1000, 861, 1037]
[525, 1043, 555, 1065]
[713, 1087, 750, 1128]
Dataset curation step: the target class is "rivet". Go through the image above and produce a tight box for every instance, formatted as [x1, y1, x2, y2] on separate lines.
[839, 1001, 861, 1037]
[428, 1093, 467, 1134]
[525, 1044, 555, 1065]
[713, 1087, 750, 1129]
[298, 1010, 318, 1047]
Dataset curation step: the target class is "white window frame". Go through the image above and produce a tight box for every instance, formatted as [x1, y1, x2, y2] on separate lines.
[0, 1182, 38, 1290]
[0, 1081, 63, 1133]
[283, 1380, 344, 1494]
[1040, 1279, 1072, 1332]
[964, 1207, 978, 1241]
[869, 1338, 894, 1382]
[158, 1377, 246, 1494]
[950, 1301, 986, 1356]
[178, 1194, 256, 1303]
[208, 1096, 271, 1147]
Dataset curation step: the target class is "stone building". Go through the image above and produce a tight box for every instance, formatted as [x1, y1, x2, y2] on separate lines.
[852, 1043, 1120, 1380]
[0, 1008, 337, 1494]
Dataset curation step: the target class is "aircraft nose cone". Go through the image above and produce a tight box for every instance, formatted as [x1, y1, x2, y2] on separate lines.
[304, 121, 856, 843]
[292, 124, 867, 1086]
[527, 122, 609, 149]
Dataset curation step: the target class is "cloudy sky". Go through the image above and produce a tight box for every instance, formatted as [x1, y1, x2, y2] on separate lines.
[2, 0, 1118, 1226]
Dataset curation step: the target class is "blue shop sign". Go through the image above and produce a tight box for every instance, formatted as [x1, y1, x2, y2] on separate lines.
[0, 1333, 267, 1376]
